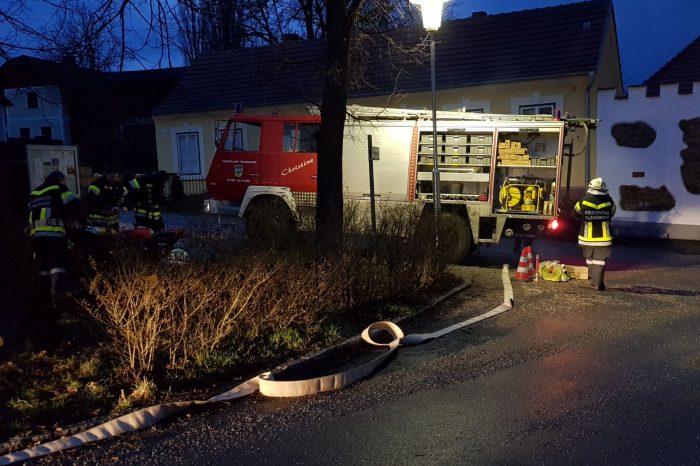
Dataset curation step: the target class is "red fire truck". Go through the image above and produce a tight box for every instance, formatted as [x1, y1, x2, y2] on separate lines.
[204, 106, 595, 261]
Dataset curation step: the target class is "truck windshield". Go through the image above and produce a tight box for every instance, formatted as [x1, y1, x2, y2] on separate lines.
[223, 122, 262, 151]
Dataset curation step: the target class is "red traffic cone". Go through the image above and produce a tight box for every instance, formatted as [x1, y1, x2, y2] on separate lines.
[526, 246, 535, 279]
[515, 247, 532, 281]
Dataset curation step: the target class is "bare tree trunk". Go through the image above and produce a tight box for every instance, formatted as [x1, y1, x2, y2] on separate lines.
[315, 0, 364, 251]
[300, 0, 315, 39]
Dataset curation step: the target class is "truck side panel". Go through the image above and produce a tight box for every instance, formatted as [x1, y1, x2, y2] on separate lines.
[341, 123, 415, 202]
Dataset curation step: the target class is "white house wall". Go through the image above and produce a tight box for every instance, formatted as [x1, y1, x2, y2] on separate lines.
[598, 83, 700, 240]
[3, 85, 70, 143]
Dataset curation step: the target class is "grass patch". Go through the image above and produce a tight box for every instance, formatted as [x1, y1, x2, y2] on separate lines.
[0, 345, 117, 441]
[384, 304, 416, 317]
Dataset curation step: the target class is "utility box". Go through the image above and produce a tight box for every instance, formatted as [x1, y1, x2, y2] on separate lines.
[26, 145, 81, 196]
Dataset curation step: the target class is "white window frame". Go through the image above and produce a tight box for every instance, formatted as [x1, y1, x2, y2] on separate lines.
[511, 93, 563, 116]
[171, 126, 205, 177]
[443, 99, 491, 113]
[519, 102, 556, 115]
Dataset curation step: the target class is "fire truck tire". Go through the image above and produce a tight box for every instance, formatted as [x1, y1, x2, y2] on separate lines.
[245, 196, 296, 248]
[439, 212, 473, 264]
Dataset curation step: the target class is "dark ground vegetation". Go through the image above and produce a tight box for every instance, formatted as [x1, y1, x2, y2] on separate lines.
[0, 202, 456, 454]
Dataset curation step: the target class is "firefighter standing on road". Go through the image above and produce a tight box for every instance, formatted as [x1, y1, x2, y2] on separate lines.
[86, 169, 123, 232]
[124, 170, 169, 232]
[573, 177, 616, 291]
[27, 171, 84, 311]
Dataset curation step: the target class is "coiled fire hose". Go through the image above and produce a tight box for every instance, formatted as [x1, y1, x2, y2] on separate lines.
[1, 265, 513, 465]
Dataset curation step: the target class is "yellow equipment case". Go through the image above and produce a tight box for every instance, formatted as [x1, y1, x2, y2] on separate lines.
[497, 177, 552, 214]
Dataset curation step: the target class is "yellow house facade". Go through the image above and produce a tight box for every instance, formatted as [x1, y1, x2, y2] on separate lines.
[153, 0, 622, 194]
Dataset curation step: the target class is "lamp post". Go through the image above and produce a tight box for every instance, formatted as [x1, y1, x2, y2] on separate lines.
[411, 0, 447, 221]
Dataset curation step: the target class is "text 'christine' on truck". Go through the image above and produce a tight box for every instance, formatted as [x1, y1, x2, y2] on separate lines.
[203, 105, 596, 262]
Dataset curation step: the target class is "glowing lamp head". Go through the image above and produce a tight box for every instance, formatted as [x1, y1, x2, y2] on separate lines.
[410, 0, 448, 31]
[550, 219, 560, 230]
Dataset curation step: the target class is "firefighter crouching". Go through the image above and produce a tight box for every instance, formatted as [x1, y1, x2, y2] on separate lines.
[27, 171, 84, 311]
[124, 170, 169, 232]
[86, 169, 123, 232]
[573, 177, 616, 291]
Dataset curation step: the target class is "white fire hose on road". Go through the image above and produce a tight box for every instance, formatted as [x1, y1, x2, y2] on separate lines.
[1, 265, 513, 465]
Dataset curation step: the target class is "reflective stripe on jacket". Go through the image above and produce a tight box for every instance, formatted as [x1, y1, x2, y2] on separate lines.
[86, 176, 123, 221]
[28, 183, 79, 238]
[125, 174, 164, 217]
[573, 192, 616, 247]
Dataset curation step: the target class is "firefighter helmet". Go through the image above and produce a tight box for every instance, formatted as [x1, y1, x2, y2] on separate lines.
[588, 177, 607, 192]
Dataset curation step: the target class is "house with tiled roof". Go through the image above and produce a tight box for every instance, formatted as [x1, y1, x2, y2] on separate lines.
[0, 55, 185, 173]
[597, 34, 700, 240]
[154, 0, 623, 192]
[644, 35, 700, 96]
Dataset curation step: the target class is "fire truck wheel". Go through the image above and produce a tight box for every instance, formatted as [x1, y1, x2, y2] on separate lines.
[439, 212, 472, 264]
[245, 197, 296, 248]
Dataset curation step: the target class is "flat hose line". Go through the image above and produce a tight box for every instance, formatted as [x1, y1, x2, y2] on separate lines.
[1, 265, 514, 465]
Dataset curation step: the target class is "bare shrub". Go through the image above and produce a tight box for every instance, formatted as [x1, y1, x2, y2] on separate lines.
[81, 200, 446, 385]
[85, 260, 170, 380]
[83, 253, 340, 382]
[335, 201, 445, 308]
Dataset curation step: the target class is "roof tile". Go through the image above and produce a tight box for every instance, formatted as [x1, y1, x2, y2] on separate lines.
[645, 35, 700, 87]
[155, 0, 612, 115]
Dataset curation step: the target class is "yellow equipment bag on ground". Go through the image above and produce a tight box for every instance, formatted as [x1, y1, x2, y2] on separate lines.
[539, 261, 570, 282]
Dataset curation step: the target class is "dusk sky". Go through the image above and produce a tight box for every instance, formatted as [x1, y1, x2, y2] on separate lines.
[2, 0, 698, 88]
[452, 0, 700, 87]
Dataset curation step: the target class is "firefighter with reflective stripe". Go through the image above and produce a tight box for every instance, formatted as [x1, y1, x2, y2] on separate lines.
[27, 171, 84, 310]
[573, 177, 616, 291]
[124, 170, 168, 232]
[86, 170, 123, 232]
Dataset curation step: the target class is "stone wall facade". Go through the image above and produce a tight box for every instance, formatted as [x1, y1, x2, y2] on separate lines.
[597, 83, 700, 240]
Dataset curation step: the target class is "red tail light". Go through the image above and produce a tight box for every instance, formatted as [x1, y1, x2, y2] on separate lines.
[549, 219, 560, 230]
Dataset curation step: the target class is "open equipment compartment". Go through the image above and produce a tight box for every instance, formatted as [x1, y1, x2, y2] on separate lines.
[492, 126, 563, 216]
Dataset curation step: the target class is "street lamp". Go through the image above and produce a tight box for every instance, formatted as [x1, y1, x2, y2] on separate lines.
[411, 0, 447, 219]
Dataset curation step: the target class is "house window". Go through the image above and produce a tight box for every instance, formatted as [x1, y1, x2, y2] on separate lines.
[27, 92, 38, 109]
[519, 103, 556, 116]
[283, 123, 319, 152]
[41, 126, 52, 139]
[176, 132, 201, 175]
[19, 127, 30, 139]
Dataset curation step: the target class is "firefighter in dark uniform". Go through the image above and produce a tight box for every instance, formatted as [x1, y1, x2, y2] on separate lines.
[124, 170, 169, 232]
[27, 171, 84, 310]
[573, 177, 616, 291]
[86, 169, 123, 232]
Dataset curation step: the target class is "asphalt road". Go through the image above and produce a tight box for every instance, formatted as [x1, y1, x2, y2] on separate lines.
[36, 237, 700, 465]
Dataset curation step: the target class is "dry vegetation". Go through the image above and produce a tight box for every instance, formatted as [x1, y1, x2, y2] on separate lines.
[84, 256, 337, 382]
[0, 202, 453, 448]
